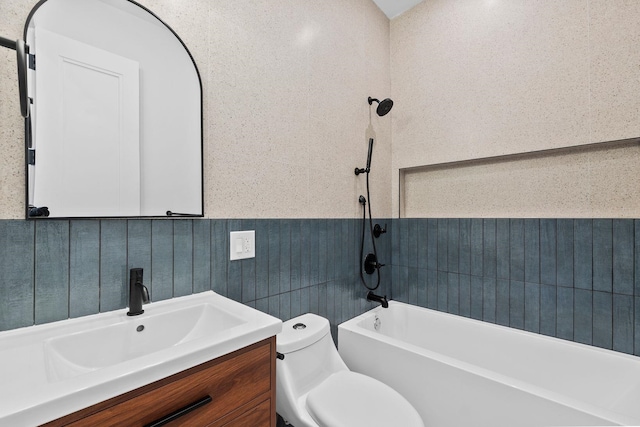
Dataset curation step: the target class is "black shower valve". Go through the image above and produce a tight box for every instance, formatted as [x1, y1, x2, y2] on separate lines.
[373, 223, 387, 238]
[364, 253, 385, 274]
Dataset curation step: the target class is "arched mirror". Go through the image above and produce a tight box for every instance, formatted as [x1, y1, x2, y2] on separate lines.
[24, 0, 203, 218]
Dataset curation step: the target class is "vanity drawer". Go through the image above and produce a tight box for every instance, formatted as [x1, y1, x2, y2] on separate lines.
[59, 339, 273, 427]
[218, 398, 271, 427]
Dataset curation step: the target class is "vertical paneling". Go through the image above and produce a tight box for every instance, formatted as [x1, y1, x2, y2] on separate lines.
[318, 219, 327, 285]
[556, 287, 574, 340]
[173, 220, 193, 297]
[279, 292, 291, 321]
[0, 221, 35, 331]
[459, 219, 471, 275]
[326, 220, 335, 282]
[437, 219, 448, 271]
[310, 219, 320, 286]
[152, 220, 174, 301]
[593, 219, 613, 293]
[509, 219, 525, 282]
[35, 221, 69, 324]
[613, 294, 634, 354]
[416, 268, 429, 307]
[290, 220, 301, 291]
[409, 267, 419, 305]
[300, 220, 311, 289]
[127, 221, 152, 300]
[574, 289, 593, 345]
[387, 216, 637, 356]
[417, 222, 429, 280]
[509, 280, 525, 330]
[470, 275, 483, 320]
[524, 282, 540, 333]
[540, 219, 557, 285]
[496, 219, 510, 280]
[612, 220, 633, 295]
[496, 279, 510, 326]
[193, 220, 211, 294]
[636, 221, 640, 297]
[408, 219, 418, 269]
[524, 219, 540, 284]
[556, 219, 574, 287]
[540, 284, 557, 337]
[254, 220, 269, 300]
[593, 291, 613, 349]
[447, 219, 459, 273]
[100, 221, 127, 311]
[483, 219, 497, 278]
[574, 219, 592, 290]
[447, 272, 459, 314]
[70, 220, 100, 318]
[437, 271, 447, 311]
[482, 276, 496, 323]
[427, 269, 438, 310]
[240, 220, 256, 303]
[470, 219, 483, 276]
[2, 216, 637, 357]
[427, 219, 438, 271]
[211, 220, 228, 297]
[227, 220, 242, 302]
[279, 220, 291, 293]
[458, 274, 471, 317]
[635, 297, 640, 357]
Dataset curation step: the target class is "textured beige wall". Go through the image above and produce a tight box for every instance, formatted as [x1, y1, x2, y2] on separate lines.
[0, 0, 392, 219]
[391, 0, 640, 218]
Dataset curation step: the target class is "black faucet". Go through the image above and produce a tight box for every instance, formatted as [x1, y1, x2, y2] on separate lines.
[127, 268, 149, 316]
[366, 291, 388, 308]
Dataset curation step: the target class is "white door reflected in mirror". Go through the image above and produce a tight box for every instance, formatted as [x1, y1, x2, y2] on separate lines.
[33, 28, 140, 217]
[25, 0, 203, 218]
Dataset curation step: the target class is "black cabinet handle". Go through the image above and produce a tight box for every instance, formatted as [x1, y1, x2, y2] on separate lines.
[144, 395, 212, 427]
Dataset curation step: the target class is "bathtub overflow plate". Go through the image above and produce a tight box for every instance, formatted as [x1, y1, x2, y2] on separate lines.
[293, 323, 306, 330]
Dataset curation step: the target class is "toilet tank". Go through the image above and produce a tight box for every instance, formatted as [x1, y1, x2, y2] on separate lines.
[277, 314, 348, 398]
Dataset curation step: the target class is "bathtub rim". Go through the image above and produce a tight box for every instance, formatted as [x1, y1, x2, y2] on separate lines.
[338, 300, 640, 427]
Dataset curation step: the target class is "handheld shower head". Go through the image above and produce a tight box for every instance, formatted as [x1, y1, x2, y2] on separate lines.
[368, 96, 394, 116]
[354, 138, 375, 176]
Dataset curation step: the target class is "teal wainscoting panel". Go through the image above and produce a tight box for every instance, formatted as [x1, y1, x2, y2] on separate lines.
[0, 221, 35, 331]
[192, 219, 211, 294]
[35, 220, 69, 324]
[100, 221, 127, 312]
[151, 220, 174, 301]
[70, 220, 100, 318]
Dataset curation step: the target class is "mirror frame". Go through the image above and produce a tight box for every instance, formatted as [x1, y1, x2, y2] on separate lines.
[23, 0, 204, 219]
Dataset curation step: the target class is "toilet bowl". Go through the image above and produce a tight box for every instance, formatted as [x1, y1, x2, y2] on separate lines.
[276, 313, 424, 427]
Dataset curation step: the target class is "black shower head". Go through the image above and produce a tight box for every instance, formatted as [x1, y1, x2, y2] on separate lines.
[368, 96, 394, 116]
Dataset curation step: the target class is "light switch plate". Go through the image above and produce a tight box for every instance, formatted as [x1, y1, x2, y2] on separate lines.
[229, 230, 255, 260]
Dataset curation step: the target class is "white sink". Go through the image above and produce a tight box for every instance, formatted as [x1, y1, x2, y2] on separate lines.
[0, 291, 282, 426]
[44, 302, 245, 380]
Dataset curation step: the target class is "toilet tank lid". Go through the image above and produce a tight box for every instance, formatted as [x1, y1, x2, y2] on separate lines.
[277, 313, 330, 353]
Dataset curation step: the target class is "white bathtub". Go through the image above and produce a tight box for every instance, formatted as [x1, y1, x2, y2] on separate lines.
[338, 301, 640, 427]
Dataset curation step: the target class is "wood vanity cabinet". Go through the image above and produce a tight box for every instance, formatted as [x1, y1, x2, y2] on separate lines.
[41, 337, 277, 427]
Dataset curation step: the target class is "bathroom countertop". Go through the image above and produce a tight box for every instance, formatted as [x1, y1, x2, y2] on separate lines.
[0, 292, 282, 426]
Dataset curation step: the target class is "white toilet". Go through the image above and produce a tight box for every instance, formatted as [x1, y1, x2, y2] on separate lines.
[276, 313, 424, 427]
